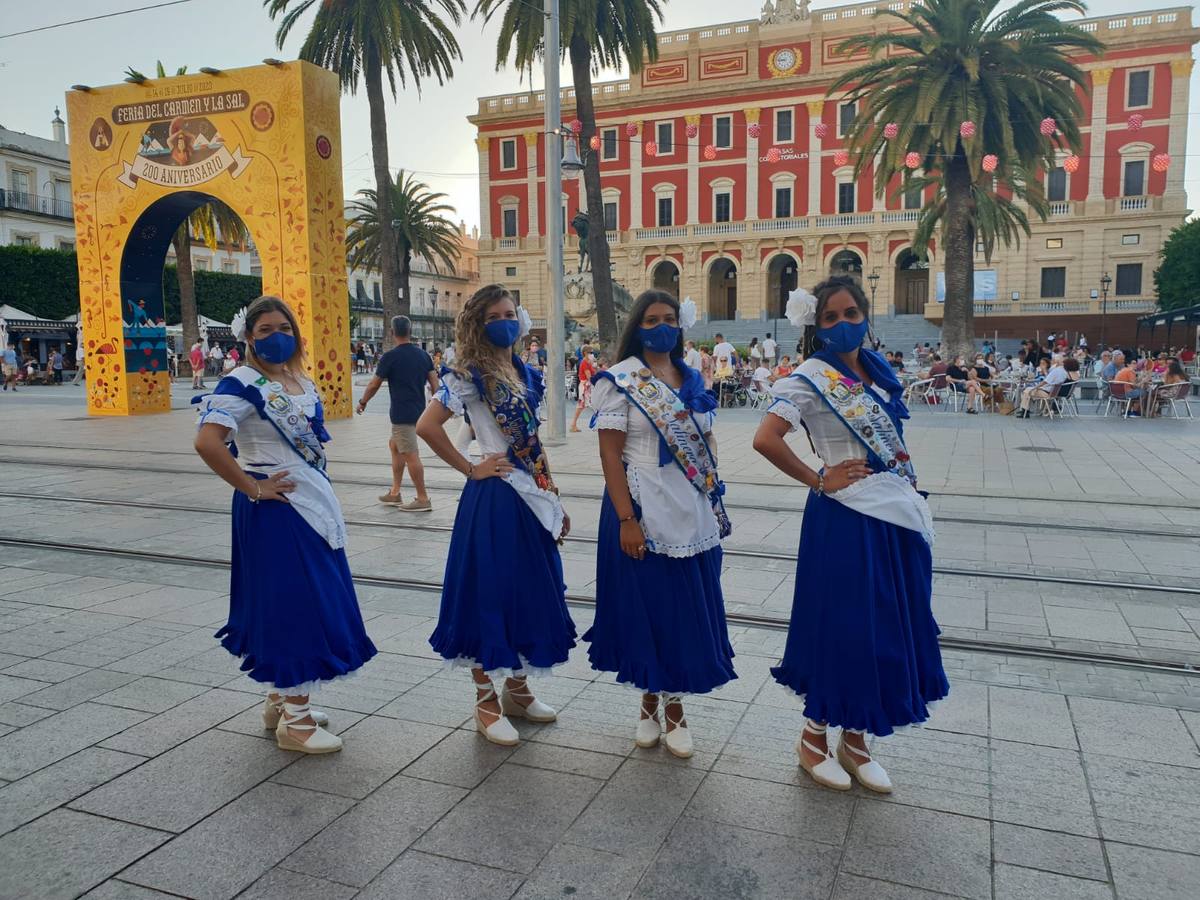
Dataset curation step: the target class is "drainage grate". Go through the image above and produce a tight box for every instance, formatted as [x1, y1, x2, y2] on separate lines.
[1015, 445, 1063, 454]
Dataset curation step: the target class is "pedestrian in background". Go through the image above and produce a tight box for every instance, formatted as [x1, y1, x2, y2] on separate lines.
[1, 345, 17, 392]
[190, 340, 206, 389]
[73, 344, 86, 385]
[50, 347, 64, 384]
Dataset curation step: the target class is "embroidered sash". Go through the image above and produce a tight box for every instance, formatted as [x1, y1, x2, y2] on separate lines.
[614, 366, 732, 538]
[795, 360, 916, 487]
[472, 366, 554, 493]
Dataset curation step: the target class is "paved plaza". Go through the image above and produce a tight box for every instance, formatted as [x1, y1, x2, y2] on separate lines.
[0, 382, 1199, 899]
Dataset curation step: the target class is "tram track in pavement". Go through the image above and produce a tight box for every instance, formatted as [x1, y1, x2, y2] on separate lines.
[2, 490, 1198, 598]
[2, 454, 1198, 542]
[1, 534, 1195, 677]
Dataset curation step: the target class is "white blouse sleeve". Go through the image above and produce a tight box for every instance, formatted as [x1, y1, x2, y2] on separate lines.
[589, 376, 629, 431]
[195, 393, 255, 434]
[434, 371, 478, 417]
[766, 376, 817, 434]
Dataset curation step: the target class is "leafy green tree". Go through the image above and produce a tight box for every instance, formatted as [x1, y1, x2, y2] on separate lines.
[124, 62, 252, 373]
[265, 0, 467, 321]
[1154, 218, 1200, 311]
[473, 0, 664, 352]
[831, 0, 1101, 357]
[346, 170, 461, 320]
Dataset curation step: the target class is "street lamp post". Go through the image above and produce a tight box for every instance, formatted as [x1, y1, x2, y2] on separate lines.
[867, 269, 880, 346]
[1099, 272, 1112, 350]
[428, 286, 440, 347]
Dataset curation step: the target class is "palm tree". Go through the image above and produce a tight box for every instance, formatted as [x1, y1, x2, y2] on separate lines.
[265, 0, 467, 322]
[346, 171, 461, 328]
[474, 0, 664, 352]
[124, 63, 252, 375]
[830, 0, 1102, 357]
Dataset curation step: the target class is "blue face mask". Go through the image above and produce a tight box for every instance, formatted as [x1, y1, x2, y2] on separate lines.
[639, 323, 680, 354]
[816, 319, 869, 354]
[251, 331, 296, 364]
[484, 319, 521, 348]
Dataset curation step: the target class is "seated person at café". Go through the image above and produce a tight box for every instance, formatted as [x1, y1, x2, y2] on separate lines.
[1093, 350, 1112, 378]
[947, 355, 985, 414]
[890, 350, 905, 371]
[1016, 354, 1068, 418]
[1113, 354, 1143, 415]
[774, 355, 794, 378]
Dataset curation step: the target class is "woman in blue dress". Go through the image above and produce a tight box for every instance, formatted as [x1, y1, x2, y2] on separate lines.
[586, 290, 735, 759]
[753, 276, 948, 792]
[417, 284, 575, 746]
[194, 296, 377, 754]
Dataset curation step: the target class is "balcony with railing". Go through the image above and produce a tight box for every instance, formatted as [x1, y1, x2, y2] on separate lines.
[932, 296, 1158, 317]
[0, 189, 73, 220]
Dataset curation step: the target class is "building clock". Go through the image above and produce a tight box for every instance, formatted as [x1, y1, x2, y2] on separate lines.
[768, 47, 802, 78]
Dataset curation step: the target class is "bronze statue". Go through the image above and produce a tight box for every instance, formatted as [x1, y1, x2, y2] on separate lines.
[571, 210, 591, 273]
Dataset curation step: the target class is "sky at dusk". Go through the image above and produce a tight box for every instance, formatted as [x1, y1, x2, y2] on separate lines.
[0, 0, 1189, 231]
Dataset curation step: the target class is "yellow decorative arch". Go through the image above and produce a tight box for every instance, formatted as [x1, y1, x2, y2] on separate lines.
[66, 61, 351, 417]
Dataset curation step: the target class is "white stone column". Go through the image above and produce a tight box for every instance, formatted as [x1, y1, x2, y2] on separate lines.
[525, 132, 540, 238]
[1086, 68, 1112, 205]
[745, 108, 761, 221]
[686, 115, 701, 225]
[630, 122, 643, 229]
[477, 136, 491, 240]
[1167, 57, 1192, 207]
[807, 101, 824, 216]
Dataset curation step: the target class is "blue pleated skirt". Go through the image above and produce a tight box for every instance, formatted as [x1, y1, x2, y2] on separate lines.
[430, 477, 576, 674]
[584, 492, 736, 695]
[218, 481, 377, 692]
[771, 491, 949, 736]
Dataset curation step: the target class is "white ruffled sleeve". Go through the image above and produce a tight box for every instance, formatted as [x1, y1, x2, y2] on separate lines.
[434, 371, 478, 417]
[766, 376, 812, 434]
[195, 393, 255, 434]
[589, 376, 628, 431]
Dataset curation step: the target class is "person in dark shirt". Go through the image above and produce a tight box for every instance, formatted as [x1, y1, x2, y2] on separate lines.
[946, 355, 984, 413]
[357, 315, 439, 511]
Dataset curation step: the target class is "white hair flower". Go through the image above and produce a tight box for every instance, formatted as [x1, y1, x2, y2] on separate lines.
[678, 297, 697, 330]
[516, 305, 533, 339]
[785, 288, 817, 328]
[230, 307, 248, 341]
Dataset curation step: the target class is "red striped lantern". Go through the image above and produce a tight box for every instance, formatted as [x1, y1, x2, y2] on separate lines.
[748, 122, 761, 139]
[646, 141, 658, 157]
[814, 122, 829, 139]
[959, 120, 976, 139]
[1152, 153, 1171, 173]
[1040, 117, 1057, 136]
[686, 123, 699, 139]
[625, 122, 639, 137]
[1127, 113, 1144, 132]
[589, 135, 601, 151]
[766, 147, 782, 164]
[703, 144, 717, 161]
[905, 151, 921, 169]
[982, 154, 998, 173]
[1063, 154, 1081, 174]
[834, 149, 850, 166]
[883, 122, 899, 140]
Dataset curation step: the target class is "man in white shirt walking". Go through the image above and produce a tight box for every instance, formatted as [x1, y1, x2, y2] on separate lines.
[208, 343, 224, 377]
[762, 333, 777, 368]
[684, 340, 701, 371]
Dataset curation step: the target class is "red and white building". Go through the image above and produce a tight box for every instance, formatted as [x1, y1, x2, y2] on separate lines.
[470, 2, 1198, 343]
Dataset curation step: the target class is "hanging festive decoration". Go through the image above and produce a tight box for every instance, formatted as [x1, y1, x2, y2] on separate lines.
[1153, 153, 1171, 173]
[590, 135, 601, 151]
[569, 118, 583, 135]
[625, 122, 639, 137]
[814, 122, 829, 139]
[883, 122, 899, 140]
[703, 144, 717, 161]
[748, 122, 761, 140]
[646, 141, 658, 158]
[1039, 117, 1057, 136]
[834, 149, 850, 166]
[959, 120, 976, 139]
[1063, 154, 1081, 174]
[686, 123, 699, 139]
[982, 154, 998, 173]
[1127, 113, 1144, 132]
[766, 147, 782, 163]
[905, 151, 921, 169]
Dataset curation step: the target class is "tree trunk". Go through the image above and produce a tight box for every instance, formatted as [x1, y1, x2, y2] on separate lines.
[941, 154, 976, 360]
[173, 223, 200, 375]
[569, 35, 619, 355]
[364, 50, 403, 320]
[399, 245, 412, 340]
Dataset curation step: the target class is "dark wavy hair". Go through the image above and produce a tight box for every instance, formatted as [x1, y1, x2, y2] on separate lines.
[800, 276, 871, 357]
[616, 290, 684, 362]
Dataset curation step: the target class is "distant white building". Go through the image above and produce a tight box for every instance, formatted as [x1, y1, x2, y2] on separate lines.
[0, 110, 75, 250]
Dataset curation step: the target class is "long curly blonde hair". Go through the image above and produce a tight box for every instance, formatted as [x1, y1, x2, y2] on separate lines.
[452, 284, 526, 396]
